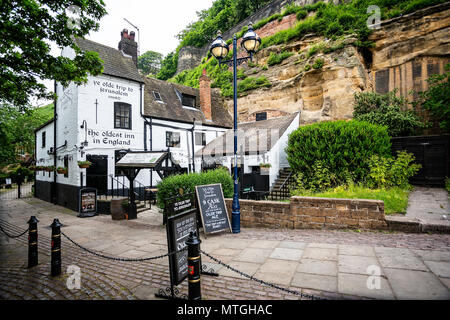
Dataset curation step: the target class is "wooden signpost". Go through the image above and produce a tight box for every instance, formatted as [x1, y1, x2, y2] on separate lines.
[195, 184, 232, 237]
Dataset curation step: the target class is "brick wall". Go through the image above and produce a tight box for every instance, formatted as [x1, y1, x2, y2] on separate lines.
[225, 196, 387, 230]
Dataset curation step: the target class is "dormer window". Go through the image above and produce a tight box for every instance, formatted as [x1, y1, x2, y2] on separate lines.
[153, 91, 163, 102]
[182, 94, 196, 108]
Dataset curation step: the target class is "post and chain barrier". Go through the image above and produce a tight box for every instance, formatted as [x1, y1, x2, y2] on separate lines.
[0, 223, 29, 239]
[1, 218, 325, 301]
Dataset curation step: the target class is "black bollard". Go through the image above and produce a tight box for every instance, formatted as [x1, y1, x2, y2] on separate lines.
[186, 231, 201, 300]
[27, 216, 39, 268]
[50, 219, 62, 277]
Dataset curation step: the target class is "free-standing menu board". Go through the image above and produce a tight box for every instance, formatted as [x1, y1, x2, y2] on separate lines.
[167, 210, 198, 285]
[78, 188, 97, 218]
[195, 183, 232, 236]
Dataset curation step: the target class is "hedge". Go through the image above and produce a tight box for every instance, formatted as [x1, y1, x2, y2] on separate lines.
[156, 168, 233, 210]
[286, 120, 392, 185]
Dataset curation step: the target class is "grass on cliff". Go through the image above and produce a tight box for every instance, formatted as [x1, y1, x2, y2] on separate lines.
[292, 184, 411, 215]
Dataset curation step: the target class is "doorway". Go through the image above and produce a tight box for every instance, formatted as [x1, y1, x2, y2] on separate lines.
[86, 155, 108, 195]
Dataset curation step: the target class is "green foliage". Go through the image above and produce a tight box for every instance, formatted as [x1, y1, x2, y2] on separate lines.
[445, 177, 450, 192]
[0, 0, 107, 107]
[353, 90, 425, 137]
[312, 58, 324, 69]
[413, 63, 450, 133]
[267, 51, 295, 66]
[236, 76, 271, 96]
[0, 103, 54, 166]
[286, 120, 392, 188]
[365, 151, 421, 189]
[156, 169, 233, 210]
[260, 0, 446, 50]
[304, 64, 311, 72]
[156, 51, 179, 81]
[292, 183, 411, 214]
[138, 50, 163, 76]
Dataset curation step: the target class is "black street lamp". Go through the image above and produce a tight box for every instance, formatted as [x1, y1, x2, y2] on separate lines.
[210, 23, 261, 234]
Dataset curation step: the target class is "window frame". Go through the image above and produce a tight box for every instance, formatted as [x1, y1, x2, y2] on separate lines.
[114, 102, 132, 130]
[195, 132, 206, 146]
[42, 131, 46, 148]
[255, 112, 267, 121]
[181, 93, 197, 108]
[166, 131, 181, 148]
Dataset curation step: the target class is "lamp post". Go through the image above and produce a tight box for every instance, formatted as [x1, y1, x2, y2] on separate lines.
[210, 23, 261, 234]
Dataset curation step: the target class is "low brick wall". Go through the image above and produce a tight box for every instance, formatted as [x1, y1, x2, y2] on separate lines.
[225, 196, 387, 231]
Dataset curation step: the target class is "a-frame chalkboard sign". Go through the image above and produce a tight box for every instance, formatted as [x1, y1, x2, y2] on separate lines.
[195, 184, 232, 237]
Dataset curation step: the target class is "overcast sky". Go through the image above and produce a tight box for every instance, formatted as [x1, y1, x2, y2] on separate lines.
[37, 0, 214, 107]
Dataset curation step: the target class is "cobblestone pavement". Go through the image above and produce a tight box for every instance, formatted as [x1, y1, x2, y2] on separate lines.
[1, 198, 450, 300]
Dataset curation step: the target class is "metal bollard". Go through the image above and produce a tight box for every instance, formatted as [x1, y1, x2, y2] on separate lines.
[50, 219, 62, 277]
[186, 231, 201, 300]
[27, 216, 39, 268]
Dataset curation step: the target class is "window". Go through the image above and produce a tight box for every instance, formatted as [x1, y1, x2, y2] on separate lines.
[64, 155, 69, 178]
[166, 131, 180, 148]
[255, 112, 267, 121]
[42, 131, 46, 148]
[181, 94, 196, 108]
[114, 102, 132, 129]
[153, 91, 162, 102]
[195, 132, 206, 146]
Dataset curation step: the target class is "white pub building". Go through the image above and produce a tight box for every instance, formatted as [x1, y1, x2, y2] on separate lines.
[34, 29, 232, 212]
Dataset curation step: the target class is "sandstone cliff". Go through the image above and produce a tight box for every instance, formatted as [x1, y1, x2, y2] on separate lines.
[221, 2, 450, 124]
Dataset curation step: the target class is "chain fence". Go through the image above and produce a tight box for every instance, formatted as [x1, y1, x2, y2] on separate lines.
[60, 230, 186, 262]
[0, 223, 29, 239]
[1, 220, 325, 300]
[200, 249, 326, 300]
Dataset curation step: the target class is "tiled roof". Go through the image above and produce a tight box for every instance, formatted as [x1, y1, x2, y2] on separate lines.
[74, 38, 144, 83]
[143, 77, 233, 128]
[197, 112, 299, 156]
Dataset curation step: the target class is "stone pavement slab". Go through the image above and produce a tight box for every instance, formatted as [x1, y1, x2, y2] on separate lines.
[296, 259, 337, 276]
[423, 261, 450, 278]
[338, 255, 383, 275]
[338, 273, 394, 300]
[269, 247, 303, 261]
[302, 247, 338, 261]
[384, 268, 450, 300]
[291, 273, 337, 292]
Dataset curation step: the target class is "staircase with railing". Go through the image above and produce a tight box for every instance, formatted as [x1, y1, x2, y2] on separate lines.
[266, 168, 295, 200]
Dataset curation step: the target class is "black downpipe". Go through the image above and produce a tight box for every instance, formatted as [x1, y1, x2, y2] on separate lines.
[53, 81, 57, 205]
[191, 120, 196, 173]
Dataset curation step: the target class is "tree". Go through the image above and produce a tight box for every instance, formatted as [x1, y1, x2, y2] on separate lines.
[138, 50, 163, 77]
[0, 103, 53, 166]
[157, 51, 179, 81]
[353, 90, 425, 137]
[0, 0, 107, 107]
[414, 63, 450, 133]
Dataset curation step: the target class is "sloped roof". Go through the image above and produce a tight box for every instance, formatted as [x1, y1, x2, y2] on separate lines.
[143, 77, 233, 128]
[197, 112, 299, 156]
[74, 38, 144, 83]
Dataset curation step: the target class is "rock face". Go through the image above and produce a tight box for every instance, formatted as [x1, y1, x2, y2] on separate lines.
[223, 3, 450, 124]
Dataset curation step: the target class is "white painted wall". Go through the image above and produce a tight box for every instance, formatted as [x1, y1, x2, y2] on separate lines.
[35, 121, 55, 183]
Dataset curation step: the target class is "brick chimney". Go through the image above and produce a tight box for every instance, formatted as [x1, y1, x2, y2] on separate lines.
[199, 69, 212, 121]
[118, 28, 138, 67]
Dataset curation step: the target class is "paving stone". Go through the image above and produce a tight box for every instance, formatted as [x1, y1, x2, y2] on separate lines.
[384, 268, 450, 300]
[291, 273, 337, 293]
[339, 245, 375, 257]
[302, 248, 338, 261]
[338, 255, 383, 275]
[377, 253, 428, 271]
[423, 261, 450, 278]
[439, 277, 450, 290]
[234, 248, 272, 264]
[253, 259, 298, 286]
[269, 248, 303, 261]
[338, 273, 394, 300]
[218, 261, 260, 279]
[249, 240, 280, 249]
[296, 259, 337, 276]
[278, 241, 308, 249]
[413, 250, 450, 262]
[308, 243, 338, 249]
[211, 248, 242, 257]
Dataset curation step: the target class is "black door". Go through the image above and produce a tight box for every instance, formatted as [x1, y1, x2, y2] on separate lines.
[86, 155, 108, 195]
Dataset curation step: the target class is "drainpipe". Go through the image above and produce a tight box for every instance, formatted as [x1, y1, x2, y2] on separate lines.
[53, 81, 57, 205]
[191, 119, 196, 173]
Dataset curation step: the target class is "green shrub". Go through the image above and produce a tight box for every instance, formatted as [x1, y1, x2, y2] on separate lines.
[353, 90, 425, 137]
[286, 120, 392, 188]
[312, 58, 324, 69]
[267, 51, 294, 66]
[296, 9, 308, 20]
[365, 151, 422, 188]
[156, 168, 233, 210]
[304, 64, 311, 72]
[237, 76, 271, 95]
[445, 177, 450, 192]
